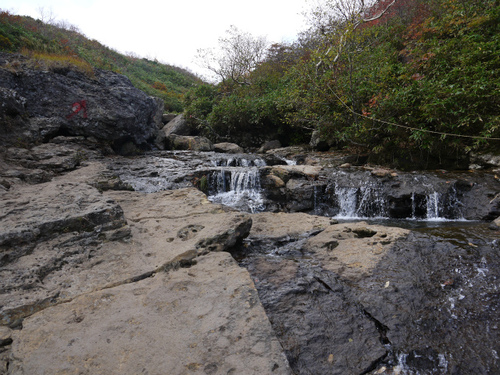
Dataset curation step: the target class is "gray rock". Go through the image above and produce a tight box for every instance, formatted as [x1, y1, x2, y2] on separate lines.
[309, 130, 330, 151]
[1, 159, 290, 374]
[162, 114, 192, 136]
[0, 52, 164, 154]
[259, 140, 282, 153]
[0, 163, 253, 328]
[0, 175, 126, 252]
[162, 113, 177, 124]
[470, 152, 500, 168]
[214, 142, 244, 154]
[168, 134, 214, 151]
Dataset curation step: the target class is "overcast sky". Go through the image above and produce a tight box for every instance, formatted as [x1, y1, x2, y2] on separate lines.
[1, 0, 311, 78]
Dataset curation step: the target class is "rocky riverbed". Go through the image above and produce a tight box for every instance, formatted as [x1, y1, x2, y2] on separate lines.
[1, 52, 500, 374]
[1, 145, 499, 374]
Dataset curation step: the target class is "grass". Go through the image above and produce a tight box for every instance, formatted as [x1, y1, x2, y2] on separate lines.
[0, 10, 203, 112]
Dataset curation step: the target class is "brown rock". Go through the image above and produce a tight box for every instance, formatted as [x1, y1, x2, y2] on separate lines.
[9, 252, 290, 375]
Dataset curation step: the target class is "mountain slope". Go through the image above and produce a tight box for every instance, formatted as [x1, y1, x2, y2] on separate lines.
[0, 10, 202, 112]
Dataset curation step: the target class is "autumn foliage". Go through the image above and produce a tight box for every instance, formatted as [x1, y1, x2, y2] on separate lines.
[185, 0, 499, 168]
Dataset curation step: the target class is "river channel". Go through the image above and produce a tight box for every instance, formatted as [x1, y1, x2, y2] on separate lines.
[110, 150, 500, 374]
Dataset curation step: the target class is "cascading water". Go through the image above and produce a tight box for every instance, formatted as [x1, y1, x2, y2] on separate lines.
[327, 171, 466, 221]
[333, 183, 388, 219]
[207, 156, 266, 213]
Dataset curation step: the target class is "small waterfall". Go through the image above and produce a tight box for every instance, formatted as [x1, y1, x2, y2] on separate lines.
[207, 167, 264, 213]
[211, 156, 265, 167]
[426, 192, 440, 219]
[330, 172, 464, 221]
[333, 183, 387, 219]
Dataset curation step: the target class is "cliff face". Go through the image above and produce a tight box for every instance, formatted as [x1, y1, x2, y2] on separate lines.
[0, 52, 164, 154]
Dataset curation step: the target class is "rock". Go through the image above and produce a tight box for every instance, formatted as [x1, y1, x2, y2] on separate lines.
[241, 219, 400, 374]
[262, 174, 286, 189]
[0, 52, 164, 153]
[0, 172, 126, 253]
[309, 130, 330, 151]
[491, 216, 500, 230]
[214, 142, 244, 154]
[240, 218, 500, 374]
[0, 326, 12, 347]
[469, 152, 500, 168]
[304, 222, 409, 280]
[8, 252, 291, 375]
[0, 87, 26, 117]
[0, 162, 253, 328]
[251, 212, 330, 237]
[271, 165, 322, 180]
[352, 226, 378, 238]
[162, 113, 177, 124]
[161, 114, 193, 136]
[371, 168, 395, 178]
[259, 140, 281, 153]
[343, 154, 369, 165]
[167, 134, 214, 151]
[261, 153, 288, 166]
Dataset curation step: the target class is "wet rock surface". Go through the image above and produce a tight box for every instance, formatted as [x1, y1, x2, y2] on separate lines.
[238, 215, 500, 374]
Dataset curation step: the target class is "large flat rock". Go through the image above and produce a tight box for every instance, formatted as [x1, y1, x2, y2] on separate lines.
[0, 164, 252, 326]
[304, 221, 410, 280]
[9, 251, 290, 375]
[248, 212, 331, 240]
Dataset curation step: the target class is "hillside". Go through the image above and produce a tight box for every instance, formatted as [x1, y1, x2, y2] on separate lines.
[0, 10, 203, 112]
[185, 0, 500, 169]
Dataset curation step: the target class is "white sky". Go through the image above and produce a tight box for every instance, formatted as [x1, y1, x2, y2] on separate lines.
[1, 0, 310, 78]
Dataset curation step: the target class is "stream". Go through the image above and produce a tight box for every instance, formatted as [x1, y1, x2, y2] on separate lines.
[109, 150, 500, 374]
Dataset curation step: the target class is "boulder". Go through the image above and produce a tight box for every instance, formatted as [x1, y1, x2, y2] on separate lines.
[469, 152, 500, 169]
[162, 113, 177, 124]
[258, 140, 282, 153]
[309, 130, 330, 151]
[0, 52, 164, 154]
[168, 134, 214, 151]
[370, 168, 397, 178]
[214, 142, 244, 154]
[161, 114, 193, 136]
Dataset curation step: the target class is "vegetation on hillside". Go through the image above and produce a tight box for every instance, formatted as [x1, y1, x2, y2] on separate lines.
[0, 10, 202, 112]
[186, 0, 499, 168]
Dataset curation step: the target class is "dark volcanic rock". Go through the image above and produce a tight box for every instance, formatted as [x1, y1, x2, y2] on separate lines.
[240, 217, 500, 375]
[0, 52, 163, 154]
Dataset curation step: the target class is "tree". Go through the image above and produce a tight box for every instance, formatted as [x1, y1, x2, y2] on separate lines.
[310, 0, 397, 67]
[196, 26, 268, 85]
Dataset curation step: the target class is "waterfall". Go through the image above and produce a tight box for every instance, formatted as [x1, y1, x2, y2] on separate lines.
[330, 172, 464, 221]
[333, 183, 387, 219]
[426, 192, 440, 219]
[207, 167, 264, 213]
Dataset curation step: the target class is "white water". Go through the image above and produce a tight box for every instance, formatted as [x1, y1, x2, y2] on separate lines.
[332, 183, 388, 219]
[333, 183, 465, 221]
[208, 167, 264, 213]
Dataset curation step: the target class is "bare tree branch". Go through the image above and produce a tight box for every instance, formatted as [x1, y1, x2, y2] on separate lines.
[196, 26, 268, 85]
